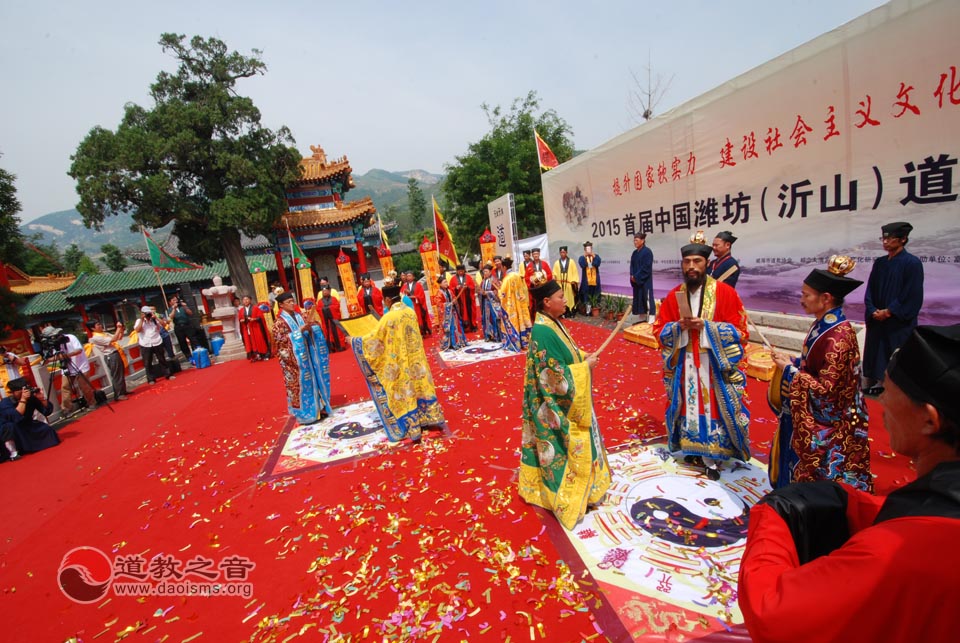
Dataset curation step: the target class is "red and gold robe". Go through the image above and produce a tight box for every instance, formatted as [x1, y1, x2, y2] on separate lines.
[653, 277, 750, 461]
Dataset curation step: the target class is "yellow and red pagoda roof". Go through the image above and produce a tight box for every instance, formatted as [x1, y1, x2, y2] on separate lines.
[279, 197, 377, 231]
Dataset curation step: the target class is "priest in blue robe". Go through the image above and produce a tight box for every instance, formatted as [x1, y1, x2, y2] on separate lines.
[863, 221, 924, 396]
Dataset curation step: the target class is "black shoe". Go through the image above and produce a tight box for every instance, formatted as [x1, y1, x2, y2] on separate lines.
[706, 466, 721, 481]
[683, 455, 703, 466]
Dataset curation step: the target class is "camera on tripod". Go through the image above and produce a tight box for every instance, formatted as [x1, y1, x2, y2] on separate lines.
[40, 331, 69, 358]
[39, 330, 72, 372]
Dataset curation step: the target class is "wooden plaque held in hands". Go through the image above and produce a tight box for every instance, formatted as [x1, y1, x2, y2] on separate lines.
[676, 291, 695, 319]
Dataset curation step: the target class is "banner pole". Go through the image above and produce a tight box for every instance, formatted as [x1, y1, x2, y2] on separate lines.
[141, 226, 169, 305]
[285, 219, 302, 304]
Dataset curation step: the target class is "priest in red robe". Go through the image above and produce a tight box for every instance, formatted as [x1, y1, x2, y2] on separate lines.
[238, 295, 269, 361]
[652, 238, 750, 481]
[450, 264, 478, 333]
[400, 270, 431, 336]
[356, 274, 384, 317]
[740, 324, 960, 643]
[317, 285, 345, 352]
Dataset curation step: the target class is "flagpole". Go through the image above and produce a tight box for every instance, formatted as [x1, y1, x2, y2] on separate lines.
[432, 196, 440, 270]
[141, 226, 169, 305]
[534, 128, 543, 177]
[284, 219, 302, 304]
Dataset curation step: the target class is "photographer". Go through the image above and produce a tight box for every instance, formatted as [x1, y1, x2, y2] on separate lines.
[40, 325, 96, 414]
[2, 350, 29, 382]
[134, 306, 175, 384]
[0, 378, 58, 462]
[167, 295, 209, 360]
[86, 320, 129, 401]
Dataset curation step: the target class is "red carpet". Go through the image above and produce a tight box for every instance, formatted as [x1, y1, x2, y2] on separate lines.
[0, 321, 912, 642]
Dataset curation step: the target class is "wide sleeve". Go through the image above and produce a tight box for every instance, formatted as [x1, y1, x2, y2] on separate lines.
[715, 284, 749, 344]
[636, 249, 650, 283]
[739, 503, 892, 643]
[863, 260, 880, 316]
[525, 324, 590, 431]
[887, 257, 924, 321]
[789, 333, 848, 402]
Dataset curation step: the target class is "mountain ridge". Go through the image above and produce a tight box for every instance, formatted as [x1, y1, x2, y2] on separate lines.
[18, 168, 444, 258]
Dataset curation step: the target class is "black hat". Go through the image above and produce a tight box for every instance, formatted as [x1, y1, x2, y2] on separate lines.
[583, 241, 593, 248]
[887, 324, 960, 427]
[803, 255, 863, 299]
[276, 291, 295, 304]
[559, 245, 568, 252]
[382, 285, 401, 300]
[456, 264, 465, 270]
[633, 232, 647, 240]
[882, 222, 913, 238]
[493, 255, 503, 261]
[6, 378, 28, 392]
[715, 231, 737, 244]
[319, 275, 329, 283]
[680, 244, 712, 259]
[360, 273, 371, 281]
[529, 271, 561, 302]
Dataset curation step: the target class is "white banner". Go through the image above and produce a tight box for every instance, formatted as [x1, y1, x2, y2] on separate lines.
[487, 193, 517, 263]
[517, 234, 550, 264]
[543, 0, 960, 325]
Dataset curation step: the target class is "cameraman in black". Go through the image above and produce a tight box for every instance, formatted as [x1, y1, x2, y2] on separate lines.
[40, 325, 96, 414]
[134, 306, 174, 384]
[167, 295, 209, 360]
[0, 378, 58, 461]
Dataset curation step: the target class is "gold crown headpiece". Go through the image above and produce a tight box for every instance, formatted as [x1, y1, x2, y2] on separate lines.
[689, 230, 707, 245]
[826, 254, 856, 276]
[530, 270, 551, 289]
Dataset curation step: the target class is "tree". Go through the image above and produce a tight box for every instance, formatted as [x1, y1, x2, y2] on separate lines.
[406, 177, 427, 233]
[0, 161, 26, 339]
[100, 244, 128, 272]
[0, 161, 25, 268]
[63, 243, 86, 275]
[77, 256, 100, 275]
[442, 91, 573, 252]
[21, 237, 64, 275]
[626, 54, 673, 125]
[69, 33, 302, 297]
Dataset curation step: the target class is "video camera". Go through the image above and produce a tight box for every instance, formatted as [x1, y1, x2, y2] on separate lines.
[39, 331, 69, 357]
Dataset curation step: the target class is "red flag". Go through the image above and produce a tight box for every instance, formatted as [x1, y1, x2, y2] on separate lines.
[432, 197, 460, 268]
[535, 129, 559, 171]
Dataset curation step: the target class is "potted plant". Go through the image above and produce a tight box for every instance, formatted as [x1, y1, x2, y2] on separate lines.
[588, 292, 601, 316]
[616, 295, 630, 318]
[602, 295, 617, 320]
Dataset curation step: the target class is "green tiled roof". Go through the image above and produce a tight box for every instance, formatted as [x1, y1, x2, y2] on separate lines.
[64, 254, 277, 300]
[19, 289, 73, 316]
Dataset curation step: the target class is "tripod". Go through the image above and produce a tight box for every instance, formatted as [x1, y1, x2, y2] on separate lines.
[43, 351, 114, 416]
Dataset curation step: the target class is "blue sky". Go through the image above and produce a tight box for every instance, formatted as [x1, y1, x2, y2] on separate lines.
[0, 0, 887, 222]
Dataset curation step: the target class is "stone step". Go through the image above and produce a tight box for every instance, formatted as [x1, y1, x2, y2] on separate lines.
[747, 310, 812, 333]
[750, 327, 807, 353]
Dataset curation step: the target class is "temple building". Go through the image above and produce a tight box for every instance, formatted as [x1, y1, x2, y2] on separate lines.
[276, 145, 382, 297]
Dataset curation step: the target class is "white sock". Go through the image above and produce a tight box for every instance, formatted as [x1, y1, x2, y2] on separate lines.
[6, 440, 17, 457]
